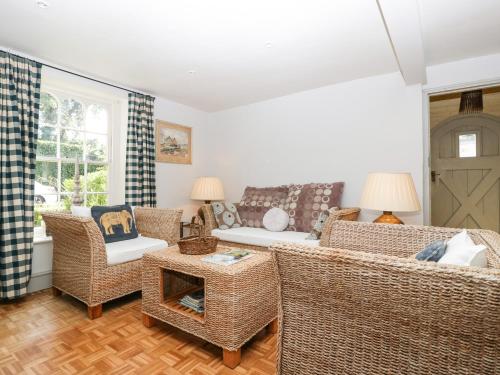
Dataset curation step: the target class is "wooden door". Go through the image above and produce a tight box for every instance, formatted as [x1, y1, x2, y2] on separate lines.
[431, 113, 500, 232]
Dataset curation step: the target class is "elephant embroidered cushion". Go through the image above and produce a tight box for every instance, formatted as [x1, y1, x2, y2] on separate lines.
[91, 204, 138, 243]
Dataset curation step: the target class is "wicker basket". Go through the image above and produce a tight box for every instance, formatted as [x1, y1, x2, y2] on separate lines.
[178, 222, 218, 255]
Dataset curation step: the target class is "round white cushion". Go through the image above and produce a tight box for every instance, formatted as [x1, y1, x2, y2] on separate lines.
[263, 208, 289, 232]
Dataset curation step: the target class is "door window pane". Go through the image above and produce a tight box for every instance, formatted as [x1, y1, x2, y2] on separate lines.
[459, 133, 477, 158]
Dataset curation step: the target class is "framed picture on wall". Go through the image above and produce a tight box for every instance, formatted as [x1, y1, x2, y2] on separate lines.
[155, 120, 192, 164]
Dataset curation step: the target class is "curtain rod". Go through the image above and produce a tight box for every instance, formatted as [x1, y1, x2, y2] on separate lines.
[2, 49, 152, 97]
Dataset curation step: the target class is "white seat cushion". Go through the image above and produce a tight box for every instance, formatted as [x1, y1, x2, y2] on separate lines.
[212, 227, 319, 248]
[105, 235, 168, 266]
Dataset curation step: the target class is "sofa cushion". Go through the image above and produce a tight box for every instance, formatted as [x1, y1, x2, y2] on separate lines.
[263, 207, 289, 232]
[71, 205, 91, 217]
[211, 201, 242, 229]
[285, 182, 344, 232]
[92, 204, 138, 243]
[105, 235, 167, 266]
[238, 185, 288, 228]
[438, 230, 487, 267]
[212, 227, 319, 248]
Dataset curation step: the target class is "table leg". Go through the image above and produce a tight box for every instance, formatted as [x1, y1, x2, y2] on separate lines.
[142, 313, 158, 328]
[223, 348, 241, 368]
[267, 318, 278, 334]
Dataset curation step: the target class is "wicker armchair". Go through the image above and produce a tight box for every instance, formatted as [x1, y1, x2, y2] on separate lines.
[272, 221, 500, 375]
[43, 207, 182, 319]
[198, 203, 360, 251]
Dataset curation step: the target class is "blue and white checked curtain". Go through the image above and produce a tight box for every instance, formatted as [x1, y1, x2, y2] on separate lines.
[125, 93, 156, 207]
[0, 51, 41, 299]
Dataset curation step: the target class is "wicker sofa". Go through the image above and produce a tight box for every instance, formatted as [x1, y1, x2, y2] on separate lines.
[272, 220, 500, 375]
[43, 207, 182, 319]
[199, 203, 360, 251]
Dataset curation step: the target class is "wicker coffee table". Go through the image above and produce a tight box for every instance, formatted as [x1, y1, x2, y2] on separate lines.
[141, 245, 278, 368]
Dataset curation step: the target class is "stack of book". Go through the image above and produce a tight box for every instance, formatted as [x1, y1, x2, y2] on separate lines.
[178, 289, 204, 314]
[202, 249, 253, 266]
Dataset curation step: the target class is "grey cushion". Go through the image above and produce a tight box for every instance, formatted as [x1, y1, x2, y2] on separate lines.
[211, 201, 242, 230]
[416, 240, 447, 262]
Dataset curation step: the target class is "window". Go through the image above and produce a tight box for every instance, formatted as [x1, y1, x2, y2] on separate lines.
[458, 133, 477, 158]
[35, 89, 111, 227]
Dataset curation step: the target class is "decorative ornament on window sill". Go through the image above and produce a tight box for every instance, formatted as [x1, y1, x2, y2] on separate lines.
[72, 159, 84, 206]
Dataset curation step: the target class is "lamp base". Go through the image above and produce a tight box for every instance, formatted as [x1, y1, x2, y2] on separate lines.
[373, 211, 404, 225]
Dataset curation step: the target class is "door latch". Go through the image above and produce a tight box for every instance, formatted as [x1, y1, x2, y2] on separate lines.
[431, 171, 440, 182]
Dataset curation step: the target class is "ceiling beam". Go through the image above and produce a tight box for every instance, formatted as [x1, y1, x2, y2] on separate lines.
[377, 0, 427, 85]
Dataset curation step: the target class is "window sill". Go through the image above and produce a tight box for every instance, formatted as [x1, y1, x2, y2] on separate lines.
[34, 236, 53, 244]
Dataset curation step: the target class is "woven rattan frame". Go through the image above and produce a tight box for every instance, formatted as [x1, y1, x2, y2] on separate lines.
[199, 203, 360, 251]
[272, 221, 500, 375]
[43, 207, 182, 308]
[142, 245, 278, 351]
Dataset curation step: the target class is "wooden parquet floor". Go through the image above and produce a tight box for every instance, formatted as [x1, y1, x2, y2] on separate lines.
[0, 290, 277, 375]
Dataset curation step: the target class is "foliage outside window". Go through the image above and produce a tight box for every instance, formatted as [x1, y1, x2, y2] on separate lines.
[35, 89, 111, 228]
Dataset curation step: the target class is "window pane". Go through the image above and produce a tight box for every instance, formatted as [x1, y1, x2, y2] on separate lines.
[37, 125, 57, 158]
[40, 92, 58, 125]
[35, 161, 58, 195]
[34, 198, 66, 227]
[60, 129, 84, 159]
[85, 193, 108, 207]
[86, 164, 108, 192]
[61, 162, 85, 193]
[459, 133, 477, 158]
[86, 133, 107, 162]
[86, 104, 108, 133]
[61, 98, 84, 128]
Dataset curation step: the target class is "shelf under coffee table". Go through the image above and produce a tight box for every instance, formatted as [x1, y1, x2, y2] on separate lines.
[141, 245, 279, 369]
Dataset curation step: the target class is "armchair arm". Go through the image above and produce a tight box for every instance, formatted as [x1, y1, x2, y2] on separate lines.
[319, 207, 360, 246]
[42, 212, 107, 304]
[134, 207, 182, 245]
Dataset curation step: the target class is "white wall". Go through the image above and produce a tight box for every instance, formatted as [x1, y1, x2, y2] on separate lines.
[206, 72, 424, 224]
[154, 98, 209, 219]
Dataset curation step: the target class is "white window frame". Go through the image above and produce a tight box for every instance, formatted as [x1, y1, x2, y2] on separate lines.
[35, 84, 114, 223]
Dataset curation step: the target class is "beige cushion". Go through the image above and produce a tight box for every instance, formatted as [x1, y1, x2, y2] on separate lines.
[105, 235, 167, 265]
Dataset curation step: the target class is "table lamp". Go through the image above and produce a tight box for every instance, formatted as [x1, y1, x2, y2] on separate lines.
[359, 172, 420, 224]
[191, 177, 225, 203]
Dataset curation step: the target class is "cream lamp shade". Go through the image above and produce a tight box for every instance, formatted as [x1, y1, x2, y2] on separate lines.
[359, 172, 420, 224]
[191, 177, 225, 202]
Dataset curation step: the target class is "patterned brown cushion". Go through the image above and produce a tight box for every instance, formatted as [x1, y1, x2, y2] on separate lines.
[285, 182, 344, 232]
[238, 186, 288, 228]
[211, 201, 242, 230]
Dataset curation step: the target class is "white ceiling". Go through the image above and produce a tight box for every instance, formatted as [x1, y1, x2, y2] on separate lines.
[419, 0, 500, 65]
[0, 0, 499, 112]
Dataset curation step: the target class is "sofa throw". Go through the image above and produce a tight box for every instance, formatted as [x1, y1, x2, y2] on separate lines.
[238, 186, 288, 228]
[91, 205, 138, 243]
[286, 182, 344, 232]
[211, 202, 242, 230]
